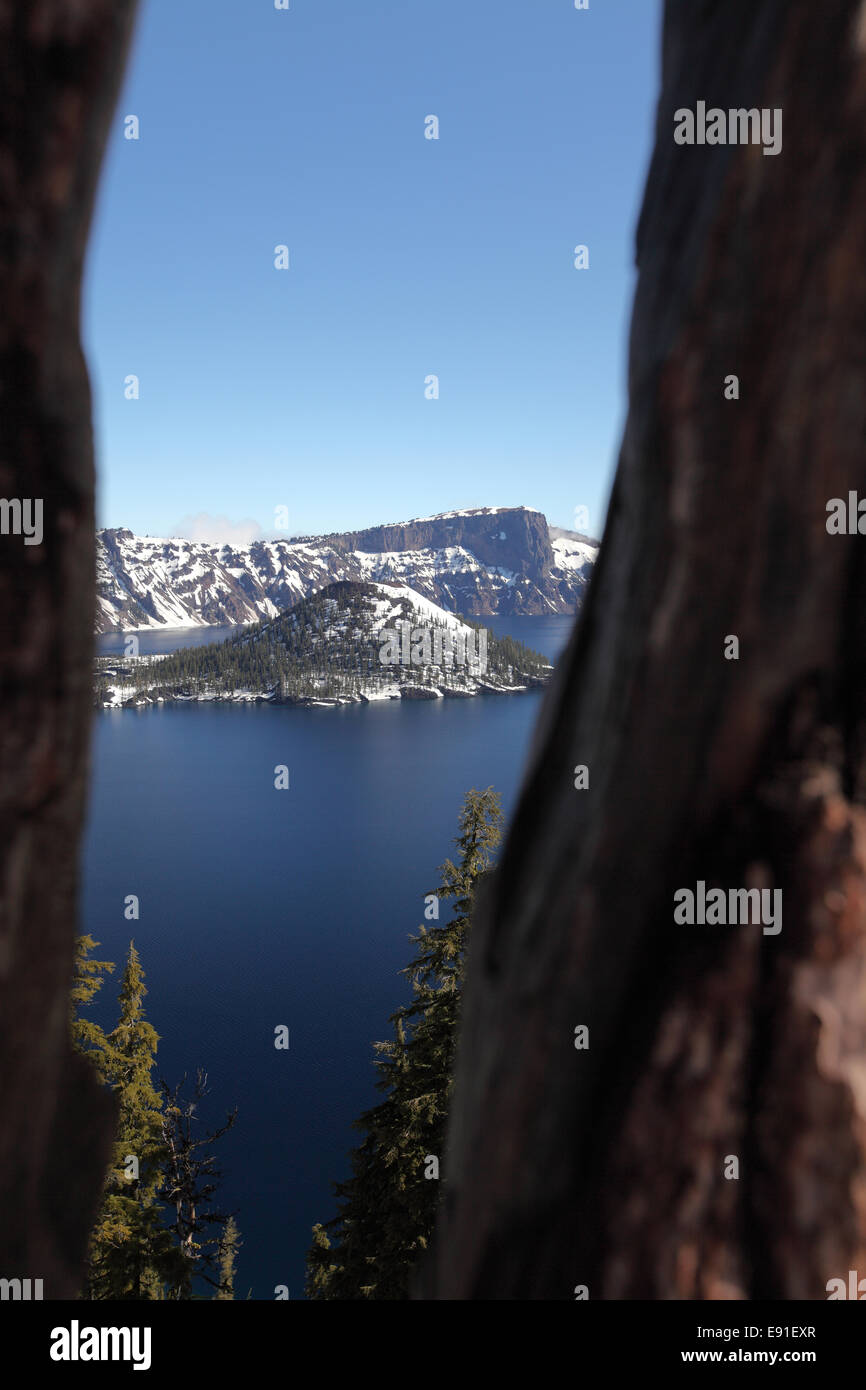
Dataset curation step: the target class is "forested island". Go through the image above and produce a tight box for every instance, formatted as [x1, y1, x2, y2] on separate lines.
[94, 580, 552, 708]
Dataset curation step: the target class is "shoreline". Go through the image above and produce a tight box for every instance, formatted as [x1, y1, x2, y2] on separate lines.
[96, 673, 551, 711]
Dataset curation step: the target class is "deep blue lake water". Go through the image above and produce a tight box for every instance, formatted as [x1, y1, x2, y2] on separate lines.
[81, 614, 574, 1298]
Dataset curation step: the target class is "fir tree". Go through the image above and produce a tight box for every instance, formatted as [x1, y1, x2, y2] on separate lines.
[83, 942, 182, 1299]
[306, 786, 503, 1299]
[69, 934, 116, 1079]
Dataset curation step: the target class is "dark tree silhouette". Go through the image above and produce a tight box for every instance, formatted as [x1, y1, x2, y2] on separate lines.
[159, 1072, 238, 1299]
[424, 0, 866, 1299]
[0, 2, 139, 1297]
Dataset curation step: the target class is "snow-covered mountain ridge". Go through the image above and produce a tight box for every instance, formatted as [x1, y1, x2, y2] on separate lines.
[96, 506, 598, 633]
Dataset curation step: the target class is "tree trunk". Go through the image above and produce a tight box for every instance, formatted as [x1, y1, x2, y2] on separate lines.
[0, 2, 138, 1298]
[424, 0, 866, 1300]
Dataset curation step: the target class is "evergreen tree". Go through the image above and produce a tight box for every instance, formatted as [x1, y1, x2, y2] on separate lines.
[69, 934, 116, 1079]
[214, 1217, 241, 1300]
[83, 942, 182, 1299]
[306, 786, 503, 1299]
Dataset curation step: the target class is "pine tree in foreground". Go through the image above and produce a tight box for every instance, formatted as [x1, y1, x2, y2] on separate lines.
[306, 786, 504, 1299]
[82, 942, 183, 1299]
[69, 934, 116, 1079]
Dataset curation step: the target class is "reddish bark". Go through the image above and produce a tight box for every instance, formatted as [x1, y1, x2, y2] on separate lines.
[0, 1, 138, 1297]
[425, 0, 866, 1299]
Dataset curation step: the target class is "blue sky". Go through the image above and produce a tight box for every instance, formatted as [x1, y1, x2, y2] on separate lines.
[83, 0, 661, 544]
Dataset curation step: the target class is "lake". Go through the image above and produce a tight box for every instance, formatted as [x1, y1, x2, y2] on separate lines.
[81, 613, 575, 1298]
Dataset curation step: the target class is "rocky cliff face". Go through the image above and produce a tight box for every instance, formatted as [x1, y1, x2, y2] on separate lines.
[339, 506, 554, 575]
[96, 506, 597, 632]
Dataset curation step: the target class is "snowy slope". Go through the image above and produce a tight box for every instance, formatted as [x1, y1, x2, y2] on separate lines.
[95, 580, 553, 708]
[96, 507, 598, 633]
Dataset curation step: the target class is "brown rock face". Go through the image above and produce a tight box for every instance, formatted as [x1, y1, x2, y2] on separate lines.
[346, 508, 555, 577]
[423, 0, 866, 1300]
[95, 507, 597, 631]
[0, 1, 138, 1297]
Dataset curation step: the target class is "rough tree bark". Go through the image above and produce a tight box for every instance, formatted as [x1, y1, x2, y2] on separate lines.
[424, 0, 866, 1299]
[0, 3, 138, 1297]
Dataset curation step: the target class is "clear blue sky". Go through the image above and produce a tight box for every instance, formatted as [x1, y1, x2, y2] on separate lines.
[83, 0, 662, 544]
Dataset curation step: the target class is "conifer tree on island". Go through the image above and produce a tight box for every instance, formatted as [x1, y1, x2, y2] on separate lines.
[307, 786, 503, 1299]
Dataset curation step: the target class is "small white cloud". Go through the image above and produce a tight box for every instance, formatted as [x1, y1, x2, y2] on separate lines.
[170, 512, 264, 546]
